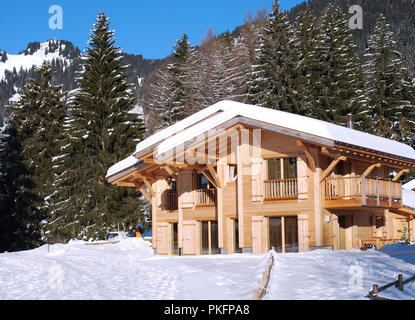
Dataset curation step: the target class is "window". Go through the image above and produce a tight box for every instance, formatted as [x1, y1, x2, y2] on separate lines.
[267, 158, 297, 180]
[172, 223, 178, 255]
[227, 165, 238, 183]
[170, 179, 177, 193]
[198, 174, 210, 190]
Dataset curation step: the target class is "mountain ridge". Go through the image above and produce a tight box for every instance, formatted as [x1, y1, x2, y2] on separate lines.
[0, 39, 160, 119]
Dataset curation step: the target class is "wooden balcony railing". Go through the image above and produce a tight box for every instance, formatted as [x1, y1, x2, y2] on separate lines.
[195, 189, 216, 206]
[166, 192, 178, 210]
[324, 175, 402, 208]
[264, 179, 298, 200]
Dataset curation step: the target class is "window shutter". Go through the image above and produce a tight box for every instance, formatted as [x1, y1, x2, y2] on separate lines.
[251, 160, 263, 202]
[297, 156, 308, 200]
[252, 216, 264, 254]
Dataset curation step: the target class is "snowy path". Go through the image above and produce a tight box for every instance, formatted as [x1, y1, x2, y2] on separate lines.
[0, 239, 266, 300]
[266, 247, 415, 300]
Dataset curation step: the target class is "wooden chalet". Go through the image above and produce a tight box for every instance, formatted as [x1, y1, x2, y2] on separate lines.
[106, 101, 415, 255]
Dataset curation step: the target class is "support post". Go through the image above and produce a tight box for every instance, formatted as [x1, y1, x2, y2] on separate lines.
[361, 176, 366, 206]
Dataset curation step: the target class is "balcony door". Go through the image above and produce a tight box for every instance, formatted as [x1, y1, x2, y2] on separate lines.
[269, 216, 299, 253]
[265, 158, 298, 200]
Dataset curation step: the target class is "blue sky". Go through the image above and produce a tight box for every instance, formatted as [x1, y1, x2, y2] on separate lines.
[0, 0, 304, 59]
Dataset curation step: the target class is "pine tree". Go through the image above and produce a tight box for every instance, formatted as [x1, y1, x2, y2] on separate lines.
[295, 7, 318, 117]
[0, 63, 64, 251]
[363, 14, 415, 142]
[68, 11, 146, 240]
[169, 33, 192, 121]
[312, 5, 367, 126]
[249, 0, 303, 114]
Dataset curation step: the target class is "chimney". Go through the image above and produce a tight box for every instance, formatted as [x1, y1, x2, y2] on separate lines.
[347, 114, 354, 129]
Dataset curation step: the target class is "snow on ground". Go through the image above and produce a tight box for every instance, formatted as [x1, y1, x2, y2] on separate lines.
[0, 238, 265, 300]
[1, 239, 415, 300]
[266, 245, 415, 300]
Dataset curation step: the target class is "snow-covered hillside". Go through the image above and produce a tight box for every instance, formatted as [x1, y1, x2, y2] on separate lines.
[0, 239, 414, 300]
[0, 39, 71, 81]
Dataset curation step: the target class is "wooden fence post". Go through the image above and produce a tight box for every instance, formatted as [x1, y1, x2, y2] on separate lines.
[372, 284, 378, 297]
[397, 274, 403, 291]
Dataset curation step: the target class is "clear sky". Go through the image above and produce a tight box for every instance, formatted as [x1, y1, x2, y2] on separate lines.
[0, 0, 304, 59]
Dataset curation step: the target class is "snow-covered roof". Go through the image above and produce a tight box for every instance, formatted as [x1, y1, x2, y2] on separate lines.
[149, 100, 415, 159]
[403, 189, 415, 211]
[107, 100, 415, 179]
[403, 180, 415, 191]
[106, 155, 140, 179]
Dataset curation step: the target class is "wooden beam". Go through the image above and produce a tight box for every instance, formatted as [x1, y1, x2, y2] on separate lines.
[141, 159, 203, 169]
[142, 158, 162, 165]
[390, 208, 415, 218]
[392, 169, 409, 181]
[363, 163, 381, 177]
[324, 145, 415, 170]
[321, 147, 342, 158]
[207, 164, 222, 188]
[320, 156, 347, 183]
[163, 166, 175, 176]
[201, 169, 219, 189]
[133, 172, 155, 195]
[138, 187, 152, 202]
[297, 140, 316, 172]
[115, 182, 136, 188]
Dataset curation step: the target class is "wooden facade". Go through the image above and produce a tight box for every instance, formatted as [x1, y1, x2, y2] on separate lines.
[107, 117, 415, 255]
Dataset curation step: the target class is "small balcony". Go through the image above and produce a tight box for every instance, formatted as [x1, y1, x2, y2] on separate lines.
[324, 175, 402, 209]
[264, 179, 298, 200]
[195, 189, 216, 207]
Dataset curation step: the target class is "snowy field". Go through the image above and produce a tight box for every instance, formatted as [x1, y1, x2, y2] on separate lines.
[0, 238, 414, 300]
[0, 239, 265, 300]
[266, 245, 415, 300]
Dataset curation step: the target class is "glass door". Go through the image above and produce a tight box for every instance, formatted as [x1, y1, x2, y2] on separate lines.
[269, 217, 283, 253]
[269, 216, 299, 253]
[201, 221, 219, 255]
[284, 216, 298, 252]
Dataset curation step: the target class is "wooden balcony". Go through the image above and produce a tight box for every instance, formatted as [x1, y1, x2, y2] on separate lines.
[324, 176, 402, 209]
[264, 179, 298, 201]
[195, 189, 216, 207]
[166, 192, 178, 211]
